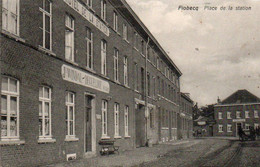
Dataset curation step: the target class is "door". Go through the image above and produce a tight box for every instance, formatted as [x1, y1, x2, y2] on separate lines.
[209, 126, 213, 136]
[135, 104, 146, 147]
[85, 95, 93, 152]
[236, 123, 242, 137]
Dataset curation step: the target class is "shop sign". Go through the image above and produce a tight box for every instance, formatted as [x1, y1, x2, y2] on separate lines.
[64, 0, 109, 36]
[233, 119, 246, 122]
[197, 121, 206, 125]
[61, 64, 110, 93]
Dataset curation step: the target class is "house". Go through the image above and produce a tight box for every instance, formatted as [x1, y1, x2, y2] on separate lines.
[214, 89, 260, 137]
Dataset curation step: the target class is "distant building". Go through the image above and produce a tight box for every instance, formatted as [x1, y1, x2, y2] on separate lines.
[214, 89, 260, 137]
[177, 93, 193, 139]
[193, 116, 215, 137]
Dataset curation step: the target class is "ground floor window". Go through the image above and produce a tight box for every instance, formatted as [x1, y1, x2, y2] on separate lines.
[218, 124, 223, 132]
[114, 103, 120, 137]
[245, 123, 250, 130]
[227, 124, 232, 132]
[1, 76, 19, 139]
[39, 86, 52, 138]
[101, 100, 108, 137]
[66, 92, 75, 137]
[124, 105, 129, 136]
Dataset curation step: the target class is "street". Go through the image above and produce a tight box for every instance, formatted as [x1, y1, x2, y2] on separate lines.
[47, 138, 260, 167]
[139, 139, 260, 167]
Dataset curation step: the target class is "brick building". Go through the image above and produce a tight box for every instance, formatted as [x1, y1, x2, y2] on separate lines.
[214, 90, 260, 137]
[0, 0, 189, 166]
[177, 93, 193, 139]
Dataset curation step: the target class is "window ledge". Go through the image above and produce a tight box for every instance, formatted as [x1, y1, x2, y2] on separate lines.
[1, 29, 25, 43]
[38, 138, 56, 144]
[134, 47, 139, 52]
[38, 46, 56, 57]
[0, 139, 25, 146]
[85, 67, 96, 74]
[161, 127, 169, 130]
[65, 59, 79, 66]
[65, 137, 79, 142]
[124, 136, 131, 138]
[116, 32, 121, 36]
[101, 136, 110, 140]
[114, 136, 122, 139]
[101, 75, 110, 80]
[124, 39, 130, 44]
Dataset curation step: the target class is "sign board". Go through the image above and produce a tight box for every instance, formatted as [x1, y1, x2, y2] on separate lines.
[64, 0, 109, 36]
[61, 64, 110, 93]
[197, 121, 206, 126]
[233, 119, 246, 122]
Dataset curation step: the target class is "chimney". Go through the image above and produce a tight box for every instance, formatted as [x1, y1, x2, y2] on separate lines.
[217, 97, 221, 104]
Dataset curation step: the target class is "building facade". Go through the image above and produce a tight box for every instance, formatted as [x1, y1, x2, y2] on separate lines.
[178, 93, 193, 139]
[0, 0, 188, 166]
[214, 90, 260, 137]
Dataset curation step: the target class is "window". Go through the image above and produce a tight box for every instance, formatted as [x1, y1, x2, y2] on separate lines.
[1, 77, 19, 139]
[101, 40, 107, 76]
[113, 48, 119, 82]
[39, 86, 52, 138]
[218, 112, 222, 119]
[141, 68, 145, 95]
[101, 0, 106, 21]
[245, 123, 250, 130]
[134, 63, 138, 91]
[245, 111, 249, 118]
[65, 14, 74, 62]
[236, 111, 241, 119]
[150, 108, 154, 128]
[218, 124, 223, 132]
[114, 103, 120, 137]
[141, 40, 145, 55]
[134, 32, 138, 49]
[147, 47, 151, 61]
[2, 0, 20, 35]
[123, 24, 128, 41]
[254, 110, 259, 118]
[156, 57, 159, 69]
[40, 0, 52, 50]
[227, 111, 231, 119]
[254, 123, 259, 130]
[147, 72, 151, 97]
[86, 27, 93, 69]
[86, 0, 92, 8]
[113, 11, 118, 32]
[124, 106, 129, 137]
[101, 100, 108, 137]
[124, 56, 128, 86]
[227, 124, 232, 132]
[65, 92, 75, 137]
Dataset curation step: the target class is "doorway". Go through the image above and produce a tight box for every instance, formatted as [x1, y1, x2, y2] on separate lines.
[135, 104, 146, 147]
[236, 123, 242, 137]
[84, 93, 96, 157]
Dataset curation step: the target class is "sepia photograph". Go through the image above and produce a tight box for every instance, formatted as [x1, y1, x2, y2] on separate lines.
[0, 0, 259, 166]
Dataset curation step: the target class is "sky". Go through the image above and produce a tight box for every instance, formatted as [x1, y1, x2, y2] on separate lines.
[126, 0, 260, 106]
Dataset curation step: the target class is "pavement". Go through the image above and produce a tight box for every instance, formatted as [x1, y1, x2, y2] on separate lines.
[46, 139, 201, 167]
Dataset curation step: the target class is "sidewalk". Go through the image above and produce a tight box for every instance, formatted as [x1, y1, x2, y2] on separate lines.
[47, 139, 200, 167]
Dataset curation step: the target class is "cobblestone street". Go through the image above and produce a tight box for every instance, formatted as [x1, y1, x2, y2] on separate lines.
[139, 139, 260, 167]
[44, 138, 260, 167]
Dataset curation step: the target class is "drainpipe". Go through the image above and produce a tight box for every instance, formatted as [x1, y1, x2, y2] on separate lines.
[145, 37, 150, 146]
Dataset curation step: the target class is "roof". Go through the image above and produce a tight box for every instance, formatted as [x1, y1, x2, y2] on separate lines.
[181, 92, 193, 103]
[109, 0, 182, 76]
[220, 89, 260, 104]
